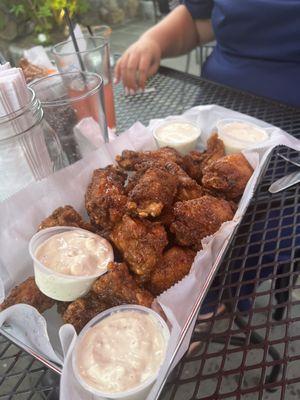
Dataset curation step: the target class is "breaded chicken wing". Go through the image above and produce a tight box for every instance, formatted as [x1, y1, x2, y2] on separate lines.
[170, 195, 234, 250]
[0, 277, 55, 313]
[116, 147, 185, 171]
[62, 292, 109, 333]
[184, 134, 225, 182]
[93, 262, 154, 306]
[127, 167, 178, 217]
[85, 166, 128, 234]
[38, 205, 94, 232]
[110, 215, 168, 279]
[148, 247, 196, 295]
[202, 153, 253, 200]
[63, 262, 154, 332]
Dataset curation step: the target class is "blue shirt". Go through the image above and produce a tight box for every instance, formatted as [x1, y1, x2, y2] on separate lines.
[183, 0, 300, 107]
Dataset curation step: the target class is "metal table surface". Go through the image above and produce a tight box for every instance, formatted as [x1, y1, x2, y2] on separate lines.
[1, 67, 300, 399]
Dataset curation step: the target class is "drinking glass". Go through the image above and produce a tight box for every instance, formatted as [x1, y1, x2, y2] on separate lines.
[30, 71, 107, 164]
[52, 35, 116, 130]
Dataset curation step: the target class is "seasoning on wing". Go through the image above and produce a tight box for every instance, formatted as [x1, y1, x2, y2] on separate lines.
[184, 133, 225, 183]
[0, 277, 55, 313]
[92, 262, 154, 307]
[170, 195, 234, 251]
[38, 205, 94, 232]
[63, 262, 154, 332]
[116, 147, 185, 171]
[110, 215, 168, 280]
[148, 246, 196, 295]
[127, 167, 178, 217]
[85, 165, 128, 234]
[202, 153, 253, 200]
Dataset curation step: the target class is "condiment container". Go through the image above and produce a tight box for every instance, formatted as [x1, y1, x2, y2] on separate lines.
[153, 119, 201, 155]
[217, 119, 269, 154]
[29, 226, 113, 301]
[72, 304, 170, 400]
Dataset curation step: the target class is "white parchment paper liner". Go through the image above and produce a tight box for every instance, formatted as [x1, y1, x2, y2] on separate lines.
[1, 105, 300, 399]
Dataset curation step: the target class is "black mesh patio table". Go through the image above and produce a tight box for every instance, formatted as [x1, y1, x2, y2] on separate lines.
[1, 67, 300, 400]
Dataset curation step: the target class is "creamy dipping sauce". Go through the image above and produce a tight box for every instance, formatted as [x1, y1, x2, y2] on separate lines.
[75, 310, 167, 393]
[154, 121, 201, 155]
[217, 120, 269, 154]
[35, 230, 112, 276]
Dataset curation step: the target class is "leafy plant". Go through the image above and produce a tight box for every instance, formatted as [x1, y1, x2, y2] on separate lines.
[7, 0, 89, 36]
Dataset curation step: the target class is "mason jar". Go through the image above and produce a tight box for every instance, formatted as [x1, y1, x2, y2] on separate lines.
[0, 87, 66, 202]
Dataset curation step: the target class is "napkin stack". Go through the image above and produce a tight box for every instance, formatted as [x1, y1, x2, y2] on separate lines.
[0, 65, 53, 201]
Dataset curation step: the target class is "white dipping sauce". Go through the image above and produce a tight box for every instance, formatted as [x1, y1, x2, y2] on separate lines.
[75, 310, 167, 393]
[217, 120, 269, 154]
[153, 121, 201, 155]
[36, 230, 111, 276]
[30, 228, 114, 301]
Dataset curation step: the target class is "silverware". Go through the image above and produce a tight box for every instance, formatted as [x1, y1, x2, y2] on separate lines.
[269, 170, 300, 193]
[277, 153, 300, 168]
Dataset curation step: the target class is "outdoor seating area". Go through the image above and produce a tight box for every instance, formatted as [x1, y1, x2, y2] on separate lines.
[0, 1, 300, 400]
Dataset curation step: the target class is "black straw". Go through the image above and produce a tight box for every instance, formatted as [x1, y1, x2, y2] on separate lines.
[63, 8, 86, 73]
[86, 25, 94, 36]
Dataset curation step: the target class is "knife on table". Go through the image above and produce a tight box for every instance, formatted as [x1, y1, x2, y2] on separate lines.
[269, 171, 300, 193]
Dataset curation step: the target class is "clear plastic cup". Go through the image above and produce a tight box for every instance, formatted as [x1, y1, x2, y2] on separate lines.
[217, 118, 269, 154]
[29, 226, 113, 301]
[72, 305, 170, 400]
[153, 118, 201, 155]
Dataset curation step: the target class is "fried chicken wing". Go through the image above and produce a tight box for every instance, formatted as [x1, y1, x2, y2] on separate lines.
[170, 195, 234, 250]
[116, 147, 185, 171]
[148, 247, 196, 295]
[85, 166, 128, 234]
[127, 167, 178, 217]
[62, 292, 109, 333]
[202, 153, 253, 200]
[93, 262, 154, 307]
[63, 262, 154, 332]
[110, 215, 168, 279]
[38, 205, 94, 232]
[184, 134, 225, 182]
[0, 277, 55, 313]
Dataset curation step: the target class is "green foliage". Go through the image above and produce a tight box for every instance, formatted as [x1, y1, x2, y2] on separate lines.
[7, 0, 89, 36]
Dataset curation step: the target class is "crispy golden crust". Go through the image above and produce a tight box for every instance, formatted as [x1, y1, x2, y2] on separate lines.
[148, 247, 196, 295]
[202, 153, 253, 200]
[170, 195, 234, 250]
[110, 215, 168, 279]
[0, 277, 55, 313]
[85, 166, 128, 233]
[116, 147, 185, 171]
[38, 205, 94, 232]
[184, 134, 225, 183]
[62, 293, 109, 333]
[127, 167, 178, 217]
[93, 262, 154, 307]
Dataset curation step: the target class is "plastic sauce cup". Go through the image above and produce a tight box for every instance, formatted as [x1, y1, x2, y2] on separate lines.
[29, 226, 113, 301]
[153, 119, 202, 155]
[217, 119, 269, 154]
[72, 305, 170, 400]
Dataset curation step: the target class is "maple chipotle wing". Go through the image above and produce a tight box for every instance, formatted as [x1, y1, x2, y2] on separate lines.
[62, 292, 109, 333]
[116, 147, 185, 171]
[170, 195, 234, 250]
[0, 277, 55, 313]
[202, 153, 253, 200]
[92, 262, 154, 307]
[85, 166, 128, 233]
[184, 134, 225, 182]
[127, 167, 178, 217]
[63, 262, 154, 332]
[38, 205, 94, 232]
[148, 247, 196, 295]
[110, 215, 168, 279]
